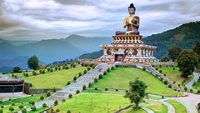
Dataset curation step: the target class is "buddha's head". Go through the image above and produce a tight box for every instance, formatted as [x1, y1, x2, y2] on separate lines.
[128, 3, 135, 15]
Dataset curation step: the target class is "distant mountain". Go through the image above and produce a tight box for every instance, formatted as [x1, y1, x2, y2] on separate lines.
[78, 21, 200, 59]
[143, 21, 200, 58]
[0, 35, 111, 72]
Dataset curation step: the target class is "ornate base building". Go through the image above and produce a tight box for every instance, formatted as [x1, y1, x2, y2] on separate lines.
[99, 3, 158, 64]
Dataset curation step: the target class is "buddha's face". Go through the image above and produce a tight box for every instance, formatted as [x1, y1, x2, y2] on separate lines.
[128, 8, 135, 15]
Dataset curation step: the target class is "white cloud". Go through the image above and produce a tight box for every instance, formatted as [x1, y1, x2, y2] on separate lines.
[0, 0, 200, 40]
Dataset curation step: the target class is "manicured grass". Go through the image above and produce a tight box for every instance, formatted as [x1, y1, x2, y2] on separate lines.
[53, 93, 130, 113]
[193, 81, 200, 90]
[25, 66, 87, 89]
[165, 99, 187, 113]
[92, 67, 182, 96]
[157, 67, 185, 85]
[146, 102, 168, 113]
[0, 94, 46, 113]
[124, 108, 147, 113]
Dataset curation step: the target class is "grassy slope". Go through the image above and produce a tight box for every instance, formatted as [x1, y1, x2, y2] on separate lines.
[25, 66, 87, 89]
[193, 81, 200, 90]
[165, 99, 187, 113]
[146, 102, 168, 113]
[157, 67, 185, 85]
[92, 67, 182, 96]
[53, 93, 130, 113]
[124, 109, 147, 113]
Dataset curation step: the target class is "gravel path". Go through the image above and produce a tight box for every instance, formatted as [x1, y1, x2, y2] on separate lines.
[185, 72, 200, 89]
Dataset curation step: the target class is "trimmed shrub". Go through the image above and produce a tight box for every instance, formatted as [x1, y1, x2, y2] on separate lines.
[54, 100, 58, 106]
[42, 103, 47, 107]
[95, 88, 98, 90]
[83, 70, 87, 74]
[67, 110, 71, 113]
[164, 80, 168, 85]
[173, 81, 176, 84]
[76, 90, 80, 94]
[40, 96, 44, 100]
[190, 89, 193, 93]
[115, 89, 118, 92]
[103, 71, 107, 75]
[67, 81, 71, 85]
[73, 76, 77, 81]
[184, 87, 188, 91]
[159, 70, 162, 73]
[105, 88, 108, 91]
[62, 99, 66, 102]
[99, 74, 103, 79]
[78, 72, 82, 77]
[88, 82, 92, 87]
[31, 106, 36, 111]
[32, 71, 37, 75]
[47, 92, 51, 97]
[56, 109, 60, 112]
[19, 105, 24, 109]
[111, 66, 115, 70]
[87, 67, 91, 71]
[94, 78, 98, 82]
[68, 94, 72, 98]
[197, 90, 200, 94]
[83, 85, 86, 90]
[168, 84, 172, 88]
[29, 101, 35, 105]
[22, 108, 27, 113]
[163, 74, 166, 76]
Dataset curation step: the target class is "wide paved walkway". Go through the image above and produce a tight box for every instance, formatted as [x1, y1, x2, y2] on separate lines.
[185, 72, 200, 89]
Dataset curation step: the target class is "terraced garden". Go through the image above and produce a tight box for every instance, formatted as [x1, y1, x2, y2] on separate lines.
[92, 67, 182, 96]
[24, 66, 87, 89]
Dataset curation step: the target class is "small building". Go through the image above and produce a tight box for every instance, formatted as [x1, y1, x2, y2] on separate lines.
[0, 74, 24, 93]
[99, 3, 158, 64]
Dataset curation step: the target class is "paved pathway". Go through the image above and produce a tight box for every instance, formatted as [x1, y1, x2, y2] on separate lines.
[185, 72, 200, 89]
[142, 107, 154, 113]
[169, 93, 200, 113]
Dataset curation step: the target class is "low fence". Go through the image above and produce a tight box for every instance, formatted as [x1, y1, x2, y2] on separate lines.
[30, 88, 61, 94]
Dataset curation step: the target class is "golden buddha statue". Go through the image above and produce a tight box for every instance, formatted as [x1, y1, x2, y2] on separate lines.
[116, 3, 140, 35]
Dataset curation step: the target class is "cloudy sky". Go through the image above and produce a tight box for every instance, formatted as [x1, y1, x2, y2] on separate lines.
[0, 0, 200, 40]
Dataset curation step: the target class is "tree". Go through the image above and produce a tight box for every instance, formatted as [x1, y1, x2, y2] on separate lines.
[27, 55, 39, 70]
[125, 79, 147, 109]
[168, 45, 182, 61]
[193, 41, 200, 55]
[12, 66, 21, 73]
[177, 50, 198, 78]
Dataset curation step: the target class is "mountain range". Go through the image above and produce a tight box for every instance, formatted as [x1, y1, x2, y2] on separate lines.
[0, 21, 200, 72]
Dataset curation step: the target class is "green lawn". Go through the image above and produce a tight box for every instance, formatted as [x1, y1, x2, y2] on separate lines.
[53, 93, 131, 113]
[146, 102, 168, 113]
[25, 66, 87, 89]
[193, 81, 200, 90]
[124, 109, 147, 113]
[165, 99, 187, 113]
[92, 67, 182, 96]
[0, 94, 46, 113]
[157, 67, 185, 86]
